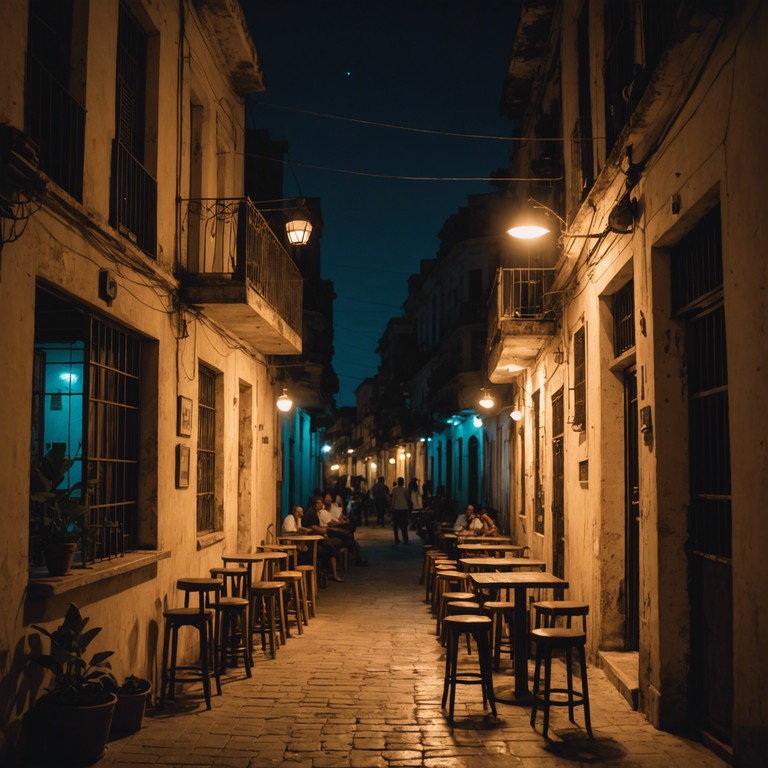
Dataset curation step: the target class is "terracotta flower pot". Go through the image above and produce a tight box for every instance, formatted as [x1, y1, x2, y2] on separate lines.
[111, 681, 151, 734]
[44, 541, 78, 576]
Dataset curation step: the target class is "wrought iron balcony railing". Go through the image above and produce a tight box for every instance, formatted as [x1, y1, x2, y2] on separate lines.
[488, 267, 557, 336]
[181, 197, 303, 338]
[25, 55, 85, 201]
[110, 139, 157, 258]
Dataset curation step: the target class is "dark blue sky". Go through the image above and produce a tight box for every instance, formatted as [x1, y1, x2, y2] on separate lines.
[246, 1, 520, 405]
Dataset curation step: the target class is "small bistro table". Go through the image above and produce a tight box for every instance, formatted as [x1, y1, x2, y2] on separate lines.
[470, 571, 569, 702]
[456, 543, 526, 556]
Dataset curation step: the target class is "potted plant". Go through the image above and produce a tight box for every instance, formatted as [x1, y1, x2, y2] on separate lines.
[109, 674, 152, 735]
[30, 444, 89, 576]
[24, 603, 117, 766]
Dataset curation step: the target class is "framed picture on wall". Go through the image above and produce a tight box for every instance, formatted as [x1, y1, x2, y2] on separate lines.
[177, 395, 192, 437]
[176, 444, 190, 488]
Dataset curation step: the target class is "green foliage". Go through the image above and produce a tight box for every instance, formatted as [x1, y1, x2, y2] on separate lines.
[30, 444, 89, 544]
[31, 603, 116, 705]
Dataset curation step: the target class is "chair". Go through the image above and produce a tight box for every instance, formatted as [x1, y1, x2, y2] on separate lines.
[159, 577, 222, 710]
[533, 600, 589, 631]
[530, 627, 593, 739]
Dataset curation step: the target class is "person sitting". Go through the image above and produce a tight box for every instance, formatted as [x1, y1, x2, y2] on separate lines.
[320, 493, 369, 565]
[283, 504, 343, 583]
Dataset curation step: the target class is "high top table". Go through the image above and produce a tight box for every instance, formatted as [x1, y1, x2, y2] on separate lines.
[470, 571, 569, 702]
[277, 534, 324, 595]
[458, 557, 546, 573]
[456, 543, 526, 556]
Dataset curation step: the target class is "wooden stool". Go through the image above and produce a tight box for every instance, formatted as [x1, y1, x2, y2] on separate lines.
[530, 628, 593, 739]
[441, 615, 496, 722]
[533, 601, 589, 631]
[259, 551, 290, 581]
[159, 578, 222, 710]
[294, 564, 317, 618]
[273, 570, 308, 636]
[209, 568, 251, 677]
[424, 551, 449, 601]
[430, 561, 459, 612]
[436, 590, 475, 637]
[483, 600, 516, 671]
[249, 581, 286, 658]
[258, 543, 298, 569]
[433, 569, 470, 615]
[419, 545, 435, 584]
[442, 599, 483, 650]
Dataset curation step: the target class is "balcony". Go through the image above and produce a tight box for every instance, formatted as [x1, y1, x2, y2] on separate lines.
[487, 267, 557, 382]
[180, 198, 302, 355]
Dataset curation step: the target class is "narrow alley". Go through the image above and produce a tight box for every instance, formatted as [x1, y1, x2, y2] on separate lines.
[99, 528, 725, 768]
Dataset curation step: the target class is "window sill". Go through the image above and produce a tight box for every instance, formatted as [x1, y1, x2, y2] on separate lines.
[197, 532, 225, 551]
[27, 550, 171, 599]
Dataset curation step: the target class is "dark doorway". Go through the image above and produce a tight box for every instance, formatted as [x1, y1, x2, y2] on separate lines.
[672, 205, 732, 746]
[551, 387, 565, 581]
[467, 436, 479, 506]
[624, 366, 640, 650]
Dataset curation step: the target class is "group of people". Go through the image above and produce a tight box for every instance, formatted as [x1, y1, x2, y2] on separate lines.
[452, 504, 500, 537]
[281, 491, 370, 584]
[370, 475, 429, 545]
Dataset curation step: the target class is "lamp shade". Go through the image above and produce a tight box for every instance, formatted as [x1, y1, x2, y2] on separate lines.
[285, 217, 313, 245]
[506, 203, 559, 240]
[478, 389, 495, 409]
[276, 387, 293, 412]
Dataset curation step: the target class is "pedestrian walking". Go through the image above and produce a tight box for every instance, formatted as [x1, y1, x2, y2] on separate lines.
[389, 476, 411, 544]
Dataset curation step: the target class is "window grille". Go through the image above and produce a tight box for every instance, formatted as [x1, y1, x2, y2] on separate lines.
[197, 364, 217, 534]
[613, 280, 635, 356]
[533, 389, 544, 535]
[573, 326, 586, 429]
[603, 0, 634, 152]
[110, 2, 156, 257]
[87, 316, 141, 561]
[26, 0, 85, 200]
[31, 287, 141, 565]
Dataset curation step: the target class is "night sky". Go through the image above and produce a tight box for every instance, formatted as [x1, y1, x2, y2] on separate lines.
[246, 1, 521, 405]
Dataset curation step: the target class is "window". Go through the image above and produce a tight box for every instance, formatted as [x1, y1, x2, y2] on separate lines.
[110, 1, 157, 257]
[613, 280, 635, 356]
[196, 363, 219, 534]
[570, 0, 594, 212]
[31, 286, 142, 566]
[533, 389, 544, 535]
[603, 0, 634, 152]
[573, 326, 586, 430]
[26, 0, 85, 200]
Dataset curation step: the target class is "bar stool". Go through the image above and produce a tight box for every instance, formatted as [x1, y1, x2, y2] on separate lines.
[436, 590, 475, 637]
[209, 568, 251, 677]
[249, 581, 286, 658]
[430, 561, 459, 612]
[433, 570, 471, 616]
[483, 600, 516, 671]
[530, 627, 593, 739]
[259, 551, 290, 581]
[424, 551, 450, 602]
[441, 614, 496, 722]
[273, 570, 308, 636]
[419, 545, 435, 584]
[159, 577, 222, 710]
[294, 564, 317, 618]
[533, 601, 589, 631]
[441, 599, 483, 650]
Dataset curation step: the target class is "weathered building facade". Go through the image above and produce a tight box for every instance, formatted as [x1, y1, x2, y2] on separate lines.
[0, 0, 301, 757]
[487, 1, 768, 762]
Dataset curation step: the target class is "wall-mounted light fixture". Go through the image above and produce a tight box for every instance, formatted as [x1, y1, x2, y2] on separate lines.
[388, 457, 396, 465]
[254, 197, 314, 246]
[478, 388, 495, 409]
[330, 463, 340, 471]
[321, 443, 332, 454]
[370, 462, 377, 470]
[507, 196, 636, 244]
[276, 387, 293, 413]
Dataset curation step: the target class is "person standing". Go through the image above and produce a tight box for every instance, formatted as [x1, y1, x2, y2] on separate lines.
[371, 476, 390, 527]
[389, 476, 411, 544]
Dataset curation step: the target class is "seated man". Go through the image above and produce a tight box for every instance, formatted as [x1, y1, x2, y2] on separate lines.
[282, 504, 343, 583]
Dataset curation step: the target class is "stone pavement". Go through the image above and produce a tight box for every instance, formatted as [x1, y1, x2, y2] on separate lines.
[100, 526, 726, 768]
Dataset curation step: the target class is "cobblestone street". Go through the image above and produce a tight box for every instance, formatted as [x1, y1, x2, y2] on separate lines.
[100, 527, 726, 768]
